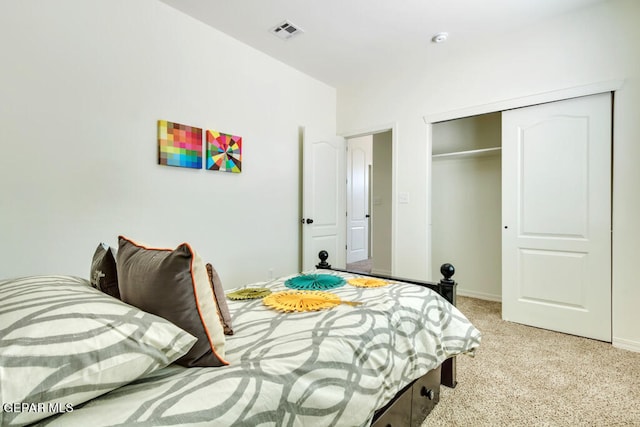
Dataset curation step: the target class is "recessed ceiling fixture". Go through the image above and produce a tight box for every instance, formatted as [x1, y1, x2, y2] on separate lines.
[431, 32, 449, 43]
[270, 20, 304, 40]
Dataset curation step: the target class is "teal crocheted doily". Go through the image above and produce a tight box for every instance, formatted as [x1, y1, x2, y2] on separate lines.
[284, 274, 346, 291]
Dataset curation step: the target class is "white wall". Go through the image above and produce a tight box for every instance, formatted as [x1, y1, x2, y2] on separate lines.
[0, 0, 336, 288]
[337, 0, 640, 351]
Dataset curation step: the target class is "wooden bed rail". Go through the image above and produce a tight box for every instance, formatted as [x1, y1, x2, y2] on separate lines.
[316, 250, 458, 388]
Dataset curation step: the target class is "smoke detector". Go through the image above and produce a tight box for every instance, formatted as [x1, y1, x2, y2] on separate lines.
[270, 20, 304, 40]
[431, 32, 449, 43]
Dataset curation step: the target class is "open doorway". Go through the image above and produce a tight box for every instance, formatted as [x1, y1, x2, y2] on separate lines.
[346, 130, 393, 275]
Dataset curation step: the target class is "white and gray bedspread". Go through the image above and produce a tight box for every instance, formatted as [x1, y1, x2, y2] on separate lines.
[39, 270, 481, 427]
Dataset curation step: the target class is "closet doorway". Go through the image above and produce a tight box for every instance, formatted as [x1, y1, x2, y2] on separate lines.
[429, 90, 614, 341]
[346, 130, 393, 276]
[431, 112, 502, 301]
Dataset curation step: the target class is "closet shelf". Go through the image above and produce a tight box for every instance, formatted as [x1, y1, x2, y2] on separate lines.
[432, 147, 501, 160]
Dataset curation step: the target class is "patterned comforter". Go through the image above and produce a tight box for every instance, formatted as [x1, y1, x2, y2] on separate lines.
[38, 270, 481, 427]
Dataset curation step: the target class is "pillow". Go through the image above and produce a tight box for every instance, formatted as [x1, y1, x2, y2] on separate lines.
[116, 236, 228, 368]
[90, 243, 120, 299]
[0, 275, 196, 427]
[206, 262, 234, 335]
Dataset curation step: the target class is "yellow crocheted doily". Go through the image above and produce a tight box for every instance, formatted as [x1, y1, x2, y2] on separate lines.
[263, 290, 342, 313]
[347, 277, 390, 288]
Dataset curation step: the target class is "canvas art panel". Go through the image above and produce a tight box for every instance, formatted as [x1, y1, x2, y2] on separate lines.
[158, 120, 203, 169]
[206, 130, 242, 173]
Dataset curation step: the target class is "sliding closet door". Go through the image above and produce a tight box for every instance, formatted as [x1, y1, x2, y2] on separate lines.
[502, 93, 611, 341]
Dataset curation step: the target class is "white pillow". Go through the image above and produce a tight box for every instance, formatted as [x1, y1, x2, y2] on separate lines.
[0, 275, 196, 426]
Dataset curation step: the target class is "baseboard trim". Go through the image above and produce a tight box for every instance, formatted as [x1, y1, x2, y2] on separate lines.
[613, 337, 640, 353]
[371, 268, 392, 276]
[457, 288, 502, 302]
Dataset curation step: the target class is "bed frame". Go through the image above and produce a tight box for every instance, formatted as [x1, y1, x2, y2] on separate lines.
[316, 250, 458, 427]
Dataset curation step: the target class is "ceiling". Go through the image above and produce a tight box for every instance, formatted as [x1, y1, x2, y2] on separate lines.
[159, 0, 608, 89]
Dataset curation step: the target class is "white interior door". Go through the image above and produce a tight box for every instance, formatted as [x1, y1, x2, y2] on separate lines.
[502, 93, 612, 341]
[302, 127, 346, 271]
[346, 136, 372, 264]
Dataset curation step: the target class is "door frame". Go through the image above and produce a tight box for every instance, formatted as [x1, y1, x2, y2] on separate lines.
[340, 122, 398, 276]
[424, 79, 623, 279]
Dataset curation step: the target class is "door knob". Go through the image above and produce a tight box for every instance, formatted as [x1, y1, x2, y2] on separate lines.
[306, 218, 314, 224]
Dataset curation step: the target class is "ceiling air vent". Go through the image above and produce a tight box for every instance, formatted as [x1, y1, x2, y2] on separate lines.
[270, 20, 304, 40]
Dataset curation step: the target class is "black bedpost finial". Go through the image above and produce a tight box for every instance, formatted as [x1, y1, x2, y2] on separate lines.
[438, 263, 457, 306]
[440, 263, 455, 283]
[316, 250, 331, 269]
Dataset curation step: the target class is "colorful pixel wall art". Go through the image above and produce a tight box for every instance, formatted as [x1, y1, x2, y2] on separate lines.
[206, 130, 242, 173]
[158, 120, 203, 169]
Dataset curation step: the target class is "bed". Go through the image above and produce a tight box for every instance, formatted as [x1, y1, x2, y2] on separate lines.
[0, 240, 481, 427]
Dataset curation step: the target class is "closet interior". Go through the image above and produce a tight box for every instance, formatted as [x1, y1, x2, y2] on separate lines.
[431, 112, 502, 301]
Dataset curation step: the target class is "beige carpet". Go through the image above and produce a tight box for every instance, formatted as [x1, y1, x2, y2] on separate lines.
[423, 297, 640, 426]
[346, 258, 373, 274]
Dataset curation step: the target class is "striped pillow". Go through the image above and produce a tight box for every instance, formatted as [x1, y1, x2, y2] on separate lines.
[0, 275, 196, 427]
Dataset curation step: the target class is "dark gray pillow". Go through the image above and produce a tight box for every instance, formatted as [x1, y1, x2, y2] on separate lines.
[90, 243, 120, 299]
[116, 236, 228, 368]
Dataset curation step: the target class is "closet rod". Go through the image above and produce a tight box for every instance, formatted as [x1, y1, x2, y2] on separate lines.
[432, 147, 501, 160]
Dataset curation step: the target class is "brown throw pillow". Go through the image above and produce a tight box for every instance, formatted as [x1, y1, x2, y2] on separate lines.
[206, 263, 234, 335]
[116, 236, 228, 368]
[90, 243, 120, 299]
